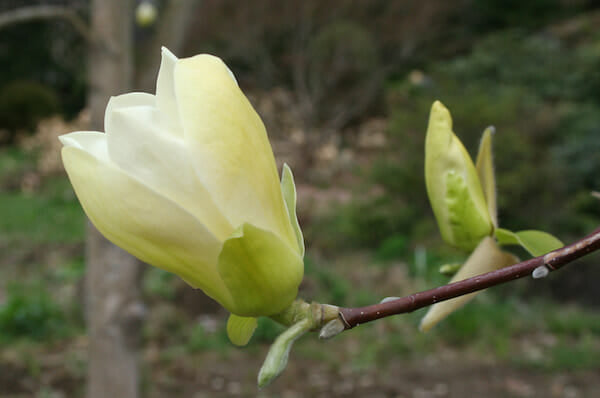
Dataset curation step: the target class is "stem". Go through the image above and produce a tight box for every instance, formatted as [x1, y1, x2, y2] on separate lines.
[338, 226, 600, 329]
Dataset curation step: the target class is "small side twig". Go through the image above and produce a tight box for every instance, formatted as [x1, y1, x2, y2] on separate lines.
[338, 226, 600, 329]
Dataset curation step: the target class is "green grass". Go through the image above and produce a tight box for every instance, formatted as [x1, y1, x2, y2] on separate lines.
[546, 337, 600, 370]
[0, 176, 85, 243]
[0, 146, 85, 244]
[546, 307, 600, 336]
[0, 146, 36, 183]
[186, 323, 230, 353]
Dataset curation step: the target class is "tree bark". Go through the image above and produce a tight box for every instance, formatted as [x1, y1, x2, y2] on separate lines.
[86, 1, 144, 398]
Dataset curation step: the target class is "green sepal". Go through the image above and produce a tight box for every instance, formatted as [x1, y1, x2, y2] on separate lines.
[218, 223, 304, 317]
[226, 314, 258, 346]
[475, 126, 497, 227]
[281, 163, 305, 257]
[495, 228, 563, 257]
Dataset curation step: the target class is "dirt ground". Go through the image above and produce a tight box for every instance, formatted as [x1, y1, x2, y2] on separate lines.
[1, 337, 598, 398]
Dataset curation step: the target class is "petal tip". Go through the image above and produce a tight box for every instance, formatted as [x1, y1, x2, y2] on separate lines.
[161, 46, 177, 61]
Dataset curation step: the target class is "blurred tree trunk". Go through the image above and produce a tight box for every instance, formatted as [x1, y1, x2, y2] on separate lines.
[86, 1, 144, 398]
[135, 0, 200, 91]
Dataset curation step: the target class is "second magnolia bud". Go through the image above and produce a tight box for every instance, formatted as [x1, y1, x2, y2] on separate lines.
[424, 101, 493, 251]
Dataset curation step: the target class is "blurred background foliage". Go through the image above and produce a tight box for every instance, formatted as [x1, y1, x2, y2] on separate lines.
[1, 0, 600, 396]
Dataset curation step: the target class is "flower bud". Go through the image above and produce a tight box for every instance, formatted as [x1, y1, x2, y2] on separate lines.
[60, 48, 304, 341]
[425, 101, 493, 251]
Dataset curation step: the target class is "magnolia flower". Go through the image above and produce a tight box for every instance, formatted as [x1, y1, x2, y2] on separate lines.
[60, 48, 305, 345]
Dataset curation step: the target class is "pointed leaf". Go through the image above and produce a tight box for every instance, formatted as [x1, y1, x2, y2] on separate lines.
[495, 228, 563, 257]
[281, 163, 304, 256]
[227, 314, 258, 346]
[475, 126, 497, 227]
[420, 237, 517, 332]
[218, 223, 304, 317]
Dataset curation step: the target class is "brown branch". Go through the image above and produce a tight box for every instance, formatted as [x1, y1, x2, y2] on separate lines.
[0, 5, 90, 41]
[338, 226, 600, 329]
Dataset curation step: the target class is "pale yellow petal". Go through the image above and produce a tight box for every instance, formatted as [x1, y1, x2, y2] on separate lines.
[59, 131, 110, 162]
[62, 145, 233, 308]
[155, 47, 183, 136]
[105, 101, 232, 240]
[174, 54, 296, 248]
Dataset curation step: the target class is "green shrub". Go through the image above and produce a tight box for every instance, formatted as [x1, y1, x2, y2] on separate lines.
[0, 283, 67, 343]
[0, 176, 85, 243]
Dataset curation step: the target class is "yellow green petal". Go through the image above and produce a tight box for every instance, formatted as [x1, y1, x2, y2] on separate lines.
[218, 223, 304, 317]
[61, 145, 233, 308]
[226, 314, 258, 346]
[174, 54, 296, 248]
[281, 164, 304, 256]
[425, 101, 493, 251]
[420, 237, 517, 332]
[475, 126, 497, 227]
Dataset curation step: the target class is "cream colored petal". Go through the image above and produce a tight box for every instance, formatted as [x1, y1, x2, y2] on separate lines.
[62, 145, 233, 308]
[174, 54, 296, 248]
[105, 92, 155, 122]
[419, 237, 517, 332]
[105, 102, 232, 240]
[59, 131, 110, 162]
[155, 47, 183, 136]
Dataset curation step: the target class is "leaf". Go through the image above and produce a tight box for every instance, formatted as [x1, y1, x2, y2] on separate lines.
[495, 228, 563, 257]
[226, 314, 258, 346]
[475, 126, 497, 227]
